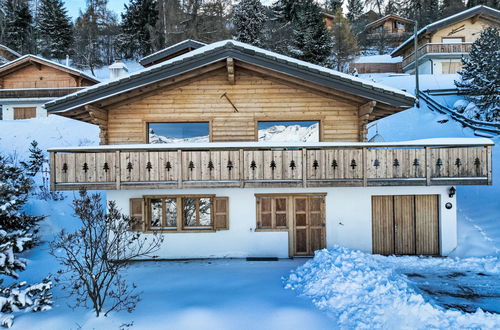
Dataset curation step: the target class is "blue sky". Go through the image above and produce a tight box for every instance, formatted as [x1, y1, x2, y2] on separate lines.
[63, 0, 128, 20]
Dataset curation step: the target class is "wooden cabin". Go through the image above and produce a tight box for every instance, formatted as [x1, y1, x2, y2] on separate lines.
[0, 55, 98, 120]
[392, 5, 500, 74]
[45, 40, 493, 259]
[364, 14, 414, 49]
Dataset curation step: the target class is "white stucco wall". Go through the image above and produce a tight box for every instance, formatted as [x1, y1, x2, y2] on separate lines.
[1, 102, 47, 120]
[108, 185, 457, 259]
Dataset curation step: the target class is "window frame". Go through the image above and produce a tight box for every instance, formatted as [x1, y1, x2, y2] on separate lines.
[254, 118, 323, 142]
[144, 194, 216, 232]
[441, 37, 465, 44]
[144, 120, 213, 144]
[255, 195, 290, 232]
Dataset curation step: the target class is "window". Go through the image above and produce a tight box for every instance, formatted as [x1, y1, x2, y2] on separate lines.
[442, 37, 464, 44]
[256, 196, 289, 230]
[257, 121, 319, 142]
[148, 122, 209, 143]
[131, 195, 229, 232]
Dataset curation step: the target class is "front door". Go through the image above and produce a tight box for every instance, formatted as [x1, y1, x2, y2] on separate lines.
[292, 195, 326, 256]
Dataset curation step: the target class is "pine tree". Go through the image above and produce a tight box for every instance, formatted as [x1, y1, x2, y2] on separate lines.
[330, 8, 359, 71]
[2, 0, 34, 54]
[118, 0, 158, 59]
[20, 140, 45, 177]
[288, 0, 333, 65]
[455, 27, 500, 121]
[36, 0, 73, 60]
[467, 0, 499, 8]
[233, 0, 266, 47]
[325, 0, 343, 13]
[346, 0, 364, 36]
[72, 0, 119, 75]
[440, 0, 466, 19]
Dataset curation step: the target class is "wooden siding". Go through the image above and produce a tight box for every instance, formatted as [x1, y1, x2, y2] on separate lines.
[106, 69, 360, 144]
[49, 143, 492, 191]
[1, 63, 93, 89]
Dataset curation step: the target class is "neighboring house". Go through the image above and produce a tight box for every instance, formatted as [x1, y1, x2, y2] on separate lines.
[0, 44, 21, 65]
[365, 14, 414, 49]
[45, 40, 492, 259]
[139, 39, 206, 67]
[392, 5, 500, 74]
[0, 55, 99, 120]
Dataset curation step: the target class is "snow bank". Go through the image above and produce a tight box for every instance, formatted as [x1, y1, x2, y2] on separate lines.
[285, 246, 500, 329]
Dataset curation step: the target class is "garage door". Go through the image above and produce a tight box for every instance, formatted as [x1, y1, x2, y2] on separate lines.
[372, 195, 439, 255]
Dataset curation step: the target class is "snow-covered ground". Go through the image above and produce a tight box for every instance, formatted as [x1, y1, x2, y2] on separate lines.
[0, 70, 499, 328]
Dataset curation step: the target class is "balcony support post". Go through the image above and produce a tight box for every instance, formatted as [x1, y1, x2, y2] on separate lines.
[358, 101, 376, 142]
[425, 147, 431, 186]
[302, 148, 307, 188]
[177, 150, 183, 188]
[239, 148, 244, 187]
[86, 105, 108, 145]
[115, 150, 121, 189]
[362, 147, 368, 187]
[487, 146, 492, 185]
[49, 151, 56, 191]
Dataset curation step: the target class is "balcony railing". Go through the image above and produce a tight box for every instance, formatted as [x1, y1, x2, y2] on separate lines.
[48, 139, 493, 191]
[402, 42, 473, 68]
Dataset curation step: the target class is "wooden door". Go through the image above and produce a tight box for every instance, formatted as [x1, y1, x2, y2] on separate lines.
[13, 107, 36, 120]
[372, 195, 439, 255]
[293, 195, 325, 256]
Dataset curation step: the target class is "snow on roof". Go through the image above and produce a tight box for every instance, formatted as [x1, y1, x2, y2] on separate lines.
[0, 44, 21, 57]
[0, 54, 100, 83]
[45, 40, 415, 113]
[48, 137, 494, 152]
[354, 55, 402, 64]
[139, 39, 207, 66]
[391, 5, 500, 56]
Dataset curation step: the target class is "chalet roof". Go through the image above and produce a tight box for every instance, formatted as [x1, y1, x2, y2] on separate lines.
[0, 55, 100, 84]
[45, 40, 415, 115]
[139, 39, 206, 67]
[365, 14, 413, 30]
[391, 5, 500, 56]
[0, 44, 21, 59]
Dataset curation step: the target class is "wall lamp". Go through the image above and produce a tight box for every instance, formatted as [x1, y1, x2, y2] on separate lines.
[448, 186, 456, 198]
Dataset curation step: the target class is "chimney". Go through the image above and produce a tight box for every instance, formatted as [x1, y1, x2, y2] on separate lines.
[109, 59, 129, 80]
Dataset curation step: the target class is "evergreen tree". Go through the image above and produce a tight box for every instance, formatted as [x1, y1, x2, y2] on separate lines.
[384, 0, 400, 15]
[288, 0, 332, 65]
[2, 0, 34, 54]
[118, 0, 158, 59]
[36, 0, 73, 60]
[440, 0, 466, 19]
[20, 140, 45, 177]
[72, 0, 119, 75]
[325, 0, 343, 13]
[346, 0, 364, 37]
[455, 27, 500, 121]
[330, 8, 358, 71]
[233, 0, 266, 47]
[467, 0, 499, 8]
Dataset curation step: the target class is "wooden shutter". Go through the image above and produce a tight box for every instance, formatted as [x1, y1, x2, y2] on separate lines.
[214, 197, 229, 230]
[415, 195, 439, 255]
[372, 196, 395, 255]
[130, 198, 144, 231]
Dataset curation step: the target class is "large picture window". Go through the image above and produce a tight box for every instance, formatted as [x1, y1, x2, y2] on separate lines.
[257, 121, 319, 142]
[148, 122, 209, 143]
[138, 195, 228, 232]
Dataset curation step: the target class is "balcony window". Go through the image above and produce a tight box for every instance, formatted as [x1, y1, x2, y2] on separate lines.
[148, 122, 209, 143]
[257, 121, 319, 142]
[442, 37, 464, 44]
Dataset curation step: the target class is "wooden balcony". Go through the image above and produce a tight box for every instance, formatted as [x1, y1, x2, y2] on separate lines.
[49, 139, 493, 191]
[402, 43, 473, 68]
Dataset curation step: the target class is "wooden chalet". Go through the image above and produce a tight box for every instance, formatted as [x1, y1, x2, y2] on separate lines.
[44, 40, 493, 258]
[0, 44, 20, 64]
[0, 55, 98, 120]
[365, 14, 414, 49]
[392, 5, 500, 74]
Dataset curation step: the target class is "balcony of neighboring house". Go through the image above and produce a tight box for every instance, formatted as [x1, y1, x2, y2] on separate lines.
[401, 42, 473, 69]
[0, 87, 87, 100]
[48, 139, 492, 191]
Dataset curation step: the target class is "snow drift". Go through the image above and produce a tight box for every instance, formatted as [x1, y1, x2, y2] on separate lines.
[285, 246, 500, 329]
